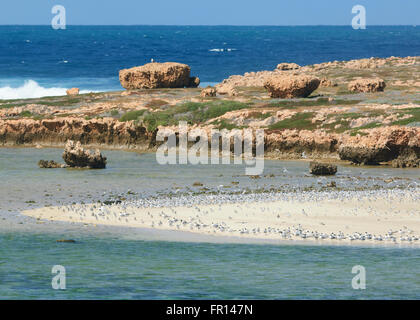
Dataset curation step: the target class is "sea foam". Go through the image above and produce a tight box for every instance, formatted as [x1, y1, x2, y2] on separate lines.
[0, 80, 89, 100]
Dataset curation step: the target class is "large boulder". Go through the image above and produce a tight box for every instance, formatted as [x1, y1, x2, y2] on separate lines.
[62, 140, 107, 169]
[119, 62, 200, 89]
[339, 127, 420, 166]
[348, 78, 386, 93]
[264, 75, 320, 98]
[309, 161, 337, 175]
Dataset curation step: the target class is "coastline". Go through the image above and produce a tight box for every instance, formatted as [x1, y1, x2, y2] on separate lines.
[22, 188, 420, 247]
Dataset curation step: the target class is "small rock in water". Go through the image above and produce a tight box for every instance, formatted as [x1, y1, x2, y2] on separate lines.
[38, 160, 65, 168]
[62, 140, 107, 169]
[309, 161, 337, 176]
[56, 239, 76, 243]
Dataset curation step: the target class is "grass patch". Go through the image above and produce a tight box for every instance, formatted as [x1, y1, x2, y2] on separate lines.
[391, 108, 420, 126]
[142, 100, 251, 131]
[268, 112, 316, 130]
[268, 97, 361, 109]
[120, 109, 147, 122]
[19, 110, 33, 117]
[211, 119, 243, 130]
[110, 109, 119, 117]
[145, 99, 169, 109]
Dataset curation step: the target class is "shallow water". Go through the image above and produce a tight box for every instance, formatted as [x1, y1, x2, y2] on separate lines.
[1, 147, 419, 299]
[0, 231, 419, 299]
[1, 147, 419, 213]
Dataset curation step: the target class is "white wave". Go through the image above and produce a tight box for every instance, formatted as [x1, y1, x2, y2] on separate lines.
[0, 80, 89, 100]
[209, 48, 237, 52]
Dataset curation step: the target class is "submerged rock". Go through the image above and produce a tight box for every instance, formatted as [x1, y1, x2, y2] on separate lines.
[119, 62, 200, 89]
[62, 140, 107, 169]
[38, 160, 65, 168]
[56, 239, 76, 243]
[264, 75, 320, 98]
[339, 127, 420, 166]
[348, 78, 386, 93]
[309, 161, 337, 175]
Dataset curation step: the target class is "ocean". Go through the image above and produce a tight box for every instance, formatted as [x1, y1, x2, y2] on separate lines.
[0, 25, 419, 99]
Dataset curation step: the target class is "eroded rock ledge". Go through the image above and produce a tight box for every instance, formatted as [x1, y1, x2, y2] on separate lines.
[1, 118, 418, 166]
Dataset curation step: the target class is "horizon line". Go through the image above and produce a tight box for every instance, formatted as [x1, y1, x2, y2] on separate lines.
[0, 24, 417, 27]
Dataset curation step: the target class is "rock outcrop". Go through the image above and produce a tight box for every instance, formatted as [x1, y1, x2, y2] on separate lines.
[276, 63, 300, 71]
[339, 127, 420, 166]
[264, 75, 320, 98]
[38, 160, 65, 168]
[348, 78, 386, 93]
[0, 118, 153, 149]
[319, 78, 336, 87]
[66, 88, 79, 96]
[215, 84, 238, 96]
[119, 62, 200, 89]
[62, 140, 107, 169]
[200, 86, 217, 97]
[309, 161, 337, 175]
[265, 129, 339, 158]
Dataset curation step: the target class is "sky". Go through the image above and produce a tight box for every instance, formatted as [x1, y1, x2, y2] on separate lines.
[0, 0, 419, 25]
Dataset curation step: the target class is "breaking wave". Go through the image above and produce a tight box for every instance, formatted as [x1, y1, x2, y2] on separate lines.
[0, 80, 90, 100]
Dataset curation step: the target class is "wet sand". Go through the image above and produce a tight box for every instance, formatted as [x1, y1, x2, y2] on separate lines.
[23, 188, 420, 246]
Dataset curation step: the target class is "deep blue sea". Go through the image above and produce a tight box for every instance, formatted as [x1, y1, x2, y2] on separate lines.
[0, 25, 419, 98]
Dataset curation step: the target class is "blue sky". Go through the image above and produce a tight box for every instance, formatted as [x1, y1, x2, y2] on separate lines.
[1, 0, 419, 25]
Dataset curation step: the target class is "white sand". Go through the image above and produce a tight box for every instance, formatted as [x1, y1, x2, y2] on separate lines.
[22, 189, 420, 245]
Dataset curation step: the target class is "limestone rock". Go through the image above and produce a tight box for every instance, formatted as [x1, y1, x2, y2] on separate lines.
[119, 62, 199, 89]
[38, 160, 65, 168]
[264, 75, 320, 98]
[189, 76, 201, 88]
[319, 78, 336, 87]
[62, 140, 107, 169]
[66, 88, 79, 96]
[348, 78, 386, 93]
[309, 161, 337, 175]
[200, 86, 217, 97]
[216, 84, 238, 96]
[339, 127, 420, 166]
[276, 63, 301, 71]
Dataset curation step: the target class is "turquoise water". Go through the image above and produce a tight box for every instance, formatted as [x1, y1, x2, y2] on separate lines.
[1, 148, 419, 299]
[1, 232, 419, 299]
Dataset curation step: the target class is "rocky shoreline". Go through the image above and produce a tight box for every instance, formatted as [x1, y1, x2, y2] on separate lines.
[0, 56, 419, 167]
[1, 117, 418, 167]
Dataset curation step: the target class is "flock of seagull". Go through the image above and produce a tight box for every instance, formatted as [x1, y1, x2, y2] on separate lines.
[53, 187, 420, 245]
